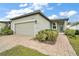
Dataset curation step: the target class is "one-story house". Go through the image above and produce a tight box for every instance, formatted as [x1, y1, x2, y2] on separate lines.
[0, 10, 69, 36]
[10, 10, 68, 36]
[67, 24, 79, 30]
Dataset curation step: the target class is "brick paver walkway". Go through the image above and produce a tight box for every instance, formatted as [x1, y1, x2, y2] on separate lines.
[0, 34, 76, 56]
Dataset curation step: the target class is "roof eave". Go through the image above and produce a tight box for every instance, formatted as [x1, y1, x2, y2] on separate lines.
[10, 10, 50, 22]
[50, 18, 69, 21]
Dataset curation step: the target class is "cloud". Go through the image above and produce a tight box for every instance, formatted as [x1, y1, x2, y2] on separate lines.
[57, 3, 62, 6]
[19, 3, 28, 7]
[67, 10, 77, 17]
[48, 14, 58, 19]
[59, 10, 78, 17]
[48, 10, 77, 20]
[0, 3, 52, 20]
[5, 3, 50, 19]
[29, 3, 49, 10]
[6, 8, 33, 18]
[60, 11, 67, 16]
[47, 7, 53, 10]
[29, 3, 53, 12]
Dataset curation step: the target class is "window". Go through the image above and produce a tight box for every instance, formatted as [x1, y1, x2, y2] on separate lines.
[53, 23, 55, 26]
[52, 23, 57, 29]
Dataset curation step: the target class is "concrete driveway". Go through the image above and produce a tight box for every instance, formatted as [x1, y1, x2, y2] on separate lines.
[0, 34, 76, 56]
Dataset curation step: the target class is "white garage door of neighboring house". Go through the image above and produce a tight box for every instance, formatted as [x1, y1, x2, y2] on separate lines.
[15, 21, 35, 36]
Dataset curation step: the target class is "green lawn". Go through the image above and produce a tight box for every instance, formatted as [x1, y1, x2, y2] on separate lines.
[0, 45, 47, 56]
[68, 35, 79, 55]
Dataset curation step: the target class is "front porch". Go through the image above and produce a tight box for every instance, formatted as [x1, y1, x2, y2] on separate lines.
[50, 19, 68, 32]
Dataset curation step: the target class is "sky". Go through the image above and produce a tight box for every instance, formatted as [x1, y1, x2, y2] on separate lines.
[0, 3, 79, 22]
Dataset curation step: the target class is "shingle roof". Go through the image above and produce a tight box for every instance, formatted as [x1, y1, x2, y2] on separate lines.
[50, 18, 69, 21]
[0, 21, 11, 23]
[10, 10, 50, 22]
[10, 10, 69, 22]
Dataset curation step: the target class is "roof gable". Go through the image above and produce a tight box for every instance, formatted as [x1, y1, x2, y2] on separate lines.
[10, 10, 50, 22]
[10, 10, 69, 22]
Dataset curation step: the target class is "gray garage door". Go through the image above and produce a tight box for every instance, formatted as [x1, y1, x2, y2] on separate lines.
[15, 21, 35, 36]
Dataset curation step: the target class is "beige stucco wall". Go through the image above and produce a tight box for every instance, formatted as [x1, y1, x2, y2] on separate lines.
[34, 14, 50, 34]
[11, 14, 50, 36]
[0, 23, 6, 32]
[11, 14, 37, 32]
[64, 21, 68, 30]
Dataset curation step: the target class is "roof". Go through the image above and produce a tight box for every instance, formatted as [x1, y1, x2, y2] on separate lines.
[50, 18, 69, 21]
[68, 25, 79, 30]
[10, 10, 50, 22]
[0, 21, 11, 23]
[10, 10, 69, 22]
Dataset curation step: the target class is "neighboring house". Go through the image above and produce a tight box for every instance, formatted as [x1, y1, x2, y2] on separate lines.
[0, 21, 10, 32]
[10, 10, 69, 36]
[67, 24, 79, 30]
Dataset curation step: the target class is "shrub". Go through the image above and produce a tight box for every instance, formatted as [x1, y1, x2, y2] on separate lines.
[75, 30, 79, 35]
[0, 26, 13, 35]
[64, 29, 76, 37]
[35, 29, 58, 43]
[36, 33, 47, 41]
[51, 31, 58, 41]
[46, 30, 58, 41]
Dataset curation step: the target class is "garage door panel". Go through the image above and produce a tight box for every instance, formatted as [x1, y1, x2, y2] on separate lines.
[15, 22, 35, 36]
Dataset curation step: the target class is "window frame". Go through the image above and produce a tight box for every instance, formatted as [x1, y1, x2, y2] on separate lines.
[52, 22, 57, 30]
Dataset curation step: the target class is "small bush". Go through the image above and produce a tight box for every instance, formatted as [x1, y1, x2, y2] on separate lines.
[35, 29, 58, 43]
[0, 26, 13, 35]
[75, 30, 79, 35]
[64, 29, 76, 37]
[36, 33, 47, 41]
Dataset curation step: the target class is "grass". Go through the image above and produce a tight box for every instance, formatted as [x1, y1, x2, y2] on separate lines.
[0, 45, 47, 56]
[68, 35, 79, 55]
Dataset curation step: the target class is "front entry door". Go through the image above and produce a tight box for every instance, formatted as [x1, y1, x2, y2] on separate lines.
[59, 25, 63, 32]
